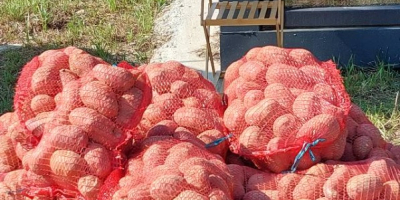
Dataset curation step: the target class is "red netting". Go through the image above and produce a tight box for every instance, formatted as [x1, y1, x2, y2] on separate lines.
[134, 61, 229, 158]
[100, 136, 234, 200]
[341, 103, 391, 162]
[227, 156, 400, 200]
[5, 47, 152, 199]
[223, 46, 352, 173]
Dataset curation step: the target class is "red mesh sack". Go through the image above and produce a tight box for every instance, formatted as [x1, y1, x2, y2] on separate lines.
[341, 103, 390, 162]
[135, 61, 229, 158]
[236, 156, 400, 200]
[11, 48, 152, 199]
[102, 136, 234, 200]
[223, 46, 351, 173]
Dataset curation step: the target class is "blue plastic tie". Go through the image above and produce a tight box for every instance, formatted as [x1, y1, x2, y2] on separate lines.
[112, 64, 117, 67]
[284, 138, 326, 173]
[205, 133, 233, 149]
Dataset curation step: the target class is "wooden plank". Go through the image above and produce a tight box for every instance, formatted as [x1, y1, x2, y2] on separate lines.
[248, 1, 258, 19]
[259, 1, 269, 19]
[205, 18, 276, 26]
[237, 1, 248, 19]
[217, 1, 275, 9]
[217, 2, 228, 19]
[206, 2, 218, 20]
[227, 1, 238, 19]
[269, 1, 278, 19]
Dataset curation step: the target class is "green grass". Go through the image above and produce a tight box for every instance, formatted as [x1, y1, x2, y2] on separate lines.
[341, 61, 400, 144]
[0, 0, 170, 62]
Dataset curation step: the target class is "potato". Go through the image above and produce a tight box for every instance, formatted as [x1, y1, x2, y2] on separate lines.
[150, 175, 189, 199]
[31, 65, 64, 96]
[289, 48, 320, 67]
[239, 61, 267, 84]
[170, 80, 192, 98]
[265, 63, 315, 90]
[235, 81, 263, 101]
[0, 112, 17, 127]
[126, 183, 152, 200]
[224, 60, 244, 89]
[292, 92, 321, 121]
[38, 49, 59, 61]
[93, 64, 136, 92]
[296, 114, 341, 144]
[182, 97, 201, 108]
[83, 143, 112, 179]
[300, 65, 329, 83]
[243, 190, 279, 200]
[278, 173, 302, 200]
[256, 46, 292, 65]
[243, 90, 264, 109]
[59, 80, 83, 112]
[148, 68, 179, 94]
[208, 189, 232, 200]
[174, 190, 208, 200]
[115, 87, 143, 128]
[142, 144, 170, 172]
[297, 150, 322, 171]
[273, 114, 301, 138]
[292, 175, 325, 199]
[69, 107, 119, 149]
[290, 88, 307, 97]
[50, 150, 86, 179]
[224, 77, 245, 104]
[146, 164, 182, 183]
[30, 94, 56, 115]
[162, 61, 185, 76]
[245, 47, 262, 60]
[223, 99, 247, 134]
[154, 93, 184, 116]
[0, 135, 20, 169]
[15, 142, 29, 161]
[367, 158, 398, 183]
[48, 125, 88, 152]
[306, 163, 333, 178]
[321, 129, 347, 160]
[179, 157, 229, 181]
[144, 63, 161, 73]
[346, 174, 383, 200]
[193, 89, 222, 110]
[353, 136, 373, 160]
[173, 107, 214, 133]
[313, 83, 337, 105]
[78, 175, 103, 199]
[356, 124, 386, 148]
[239, 126, 271, 154]
[346, 116, 359, 142]
[368, 147, 389, 159]
[142, 104, 167, 123]
[59, 69, 79, 88]
[24, 111, 52, 138]
[182, 165, 212, 194]
[126, 158, 144, 176]
[247, 173, 278, 191]
[209, 174, 232, 196]
[245, 99, 288, 128]
[198, 129, 228, 158]
[69, 52, 101, 77]
[382, 180, 400, 200]
[323, 165, 362, 199]
[349, 103, 372, 124]
[227, 164, 245, 199]
[264, 83, 296, 110]
[80, 81, 118, 118]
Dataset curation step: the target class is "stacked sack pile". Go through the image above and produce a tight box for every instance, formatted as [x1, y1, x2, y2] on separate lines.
[1, 45, 400, 200]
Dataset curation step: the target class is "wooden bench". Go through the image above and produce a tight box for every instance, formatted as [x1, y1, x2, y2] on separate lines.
[200, 0, 284, 83]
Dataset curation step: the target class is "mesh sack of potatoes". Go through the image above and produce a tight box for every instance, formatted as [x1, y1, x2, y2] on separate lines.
[223, 45, 352, 173]
[134, 61, 229, 158]
[99, 136, 234, 200]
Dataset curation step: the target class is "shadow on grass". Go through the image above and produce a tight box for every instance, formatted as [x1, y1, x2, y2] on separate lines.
[0, 44, 138, 114]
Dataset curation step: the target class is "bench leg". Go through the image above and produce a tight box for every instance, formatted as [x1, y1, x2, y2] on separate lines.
[202, 25, 216, 79]
[276, 24, 281, 47]
[280, 1, 284, 47]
